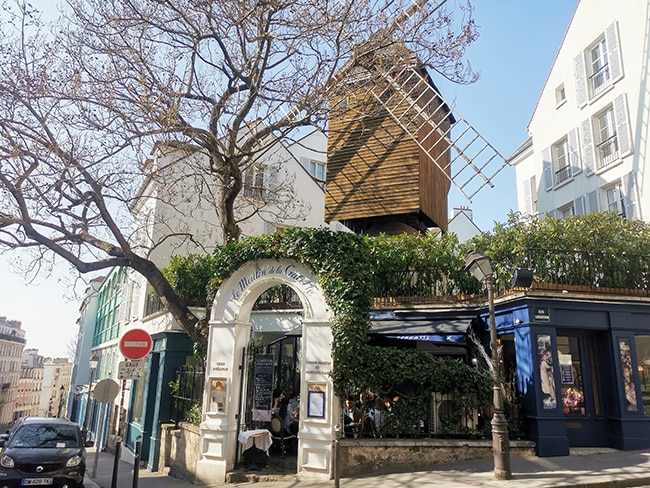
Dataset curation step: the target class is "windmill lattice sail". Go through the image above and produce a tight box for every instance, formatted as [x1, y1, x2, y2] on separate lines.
[358, 62, 508, 202]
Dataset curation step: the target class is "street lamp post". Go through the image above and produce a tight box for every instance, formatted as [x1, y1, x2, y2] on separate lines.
[465, 251, 512, 480]
[82, 353, 99, 442]
[57, 385, 65, 418]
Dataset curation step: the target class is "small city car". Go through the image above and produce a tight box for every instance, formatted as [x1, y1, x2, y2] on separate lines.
[0, 417, 93, 488]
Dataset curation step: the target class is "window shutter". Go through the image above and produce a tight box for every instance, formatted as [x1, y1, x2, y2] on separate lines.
[574, 196, 586, 216]
[568, 128, 581, 175]
[264, 164, 279, 200]
[580, 118, 595, 174]
[131, 282, 141, 321]
[299, 156, 310, 169]
[587, 190, 600, 213]
[547, 209, 557, 220]
[542, 147, 553, 190]
[605, 22, 623, 82]
[613, 94, 632, 157]
[268, 164, 279, 190]
[621, 171, 639, 220]
[574, 52, 588, 107]
[264, 222, 277, 234]
[521, 177, 532, 215]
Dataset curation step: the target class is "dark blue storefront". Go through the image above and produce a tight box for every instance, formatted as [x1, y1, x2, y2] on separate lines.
[371, 291, 650, 457]
[489, 293, 650, 456]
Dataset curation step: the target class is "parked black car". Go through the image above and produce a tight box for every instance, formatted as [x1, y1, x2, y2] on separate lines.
[0, 417, 93, 488]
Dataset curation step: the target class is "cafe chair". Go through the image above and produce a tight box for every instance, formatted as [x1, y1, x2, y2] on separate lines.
[270, 416, 296, 457]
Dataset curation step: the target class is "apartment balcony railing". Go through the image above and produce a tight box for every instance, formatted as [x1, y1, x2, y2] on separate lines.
[554, 165, 572, 185]
[597, 135, 619, 169]
[590, 64, 610, 97]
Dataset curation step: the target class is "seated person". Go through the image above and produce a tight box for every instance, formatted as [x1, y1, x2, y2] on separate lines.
[273, 390, 297, 436]
[367, 397, 385, 433]
[343, 395, 363, 434]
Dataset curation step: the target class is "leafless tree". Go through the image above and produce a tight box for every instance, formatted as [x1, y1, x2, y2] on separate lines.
[0, 0, 477, 345]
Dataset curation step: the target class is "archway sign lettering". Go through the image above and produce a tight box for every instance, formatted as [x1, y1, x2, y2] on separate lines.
[196, 259, 335, 483]
[228, 262, 320, 301]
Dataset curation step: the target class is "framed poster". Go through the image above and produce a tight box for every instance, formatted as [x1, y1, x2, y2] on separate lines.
[209, 378, 227, 413]
[538, 334, 557, 409]
[307, 383, 326, 419]
[619, 338, 638, 412]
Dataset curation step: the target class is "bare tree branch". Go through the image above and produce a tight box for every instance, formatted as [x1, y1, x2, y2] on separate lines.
[0, 0, 477, 345]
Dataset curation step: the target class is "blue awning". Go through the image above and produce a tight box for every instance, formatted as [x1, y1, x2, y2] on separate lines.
[369, 313, 471, 344]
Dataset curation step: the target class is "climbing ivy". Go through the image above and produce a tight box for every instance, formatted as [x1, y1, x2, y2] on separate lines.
[163, 214, 650, 436]
[164, 228, 492, 436]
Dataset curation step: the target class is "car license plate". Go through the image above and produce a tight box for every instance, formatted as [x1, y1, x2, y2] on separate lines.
[21, 479, 53, 486]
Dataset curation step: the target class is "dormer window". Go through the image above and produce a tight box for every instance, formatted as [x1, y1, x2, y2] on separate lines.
[300, 156, 326, 181]
[555, 84, 566, 106]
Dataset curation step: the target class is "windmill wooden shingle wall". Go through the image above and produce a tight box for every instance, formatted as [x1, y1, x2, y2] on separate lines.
[325, 53, 452, 234]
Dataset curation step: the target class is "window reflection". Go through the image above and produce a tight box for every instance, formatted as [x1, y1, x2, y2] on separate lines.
[557, 336, 585, 415]
[634, 336, 650, 416]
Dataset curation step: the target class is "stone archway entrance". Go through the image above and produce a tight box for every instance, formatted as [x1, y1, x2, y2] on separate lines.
[195, 259, 336, 482]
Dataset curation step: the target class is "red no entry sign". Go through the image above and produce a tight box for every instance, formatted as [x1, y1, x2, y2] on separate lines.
[119, 328, 152, 360]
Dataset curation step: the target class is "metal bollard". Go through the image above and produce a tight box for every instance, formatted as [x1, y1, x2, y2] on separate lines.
[133, 435, 142, 488]
[333, 424, 341, 488]
[110, 437, 122, 488]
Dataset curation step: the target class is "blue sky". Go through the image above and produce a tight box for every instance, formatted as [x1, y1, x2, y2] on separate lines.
[441, 0, 578, 231]
[0, 1, 579, 357]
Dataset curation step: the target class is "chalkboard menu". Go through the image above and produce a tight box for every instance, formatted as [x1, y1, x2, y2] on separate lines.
[253, 354, 274, 411]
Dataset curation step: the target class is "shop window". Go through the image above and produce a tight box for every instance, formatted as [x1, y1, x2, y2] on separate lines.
[619, 338, 638, 412]
[634, 335, 650, 416]
[557, 336, 585, 415]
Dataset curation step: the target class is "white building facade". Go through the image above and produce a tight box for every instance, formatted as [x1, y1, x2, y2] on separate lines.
[79, 128, 345, 469]
[0, 316, 26, 426]
[512, 0, 644, 221]
[39, 358, 72, 418]
[16, 350, 44, 420]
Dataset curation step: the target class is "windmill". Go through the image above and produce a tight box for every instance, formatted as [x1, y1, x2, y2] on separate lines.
[325, 0, 507, 234]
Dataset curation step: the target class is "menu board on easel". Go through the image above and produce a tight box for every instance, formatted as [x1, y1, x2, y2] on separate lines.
[252, 354, 274, 421]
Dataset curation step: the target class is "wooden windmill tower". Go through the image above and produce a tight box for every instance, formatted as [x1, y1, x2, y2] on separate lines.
[325, 3, 507, 235]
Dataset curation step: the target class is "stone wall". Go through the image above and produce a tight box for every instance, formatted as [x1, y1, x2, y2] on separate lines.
[159, 422, 201, 483]
[338, 438, 536, 478]
[158, 424, 536, 481]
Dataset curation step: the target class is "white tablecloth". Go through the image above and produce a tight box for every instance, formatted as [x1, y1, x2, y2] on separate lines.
[237, 429, 273, 453]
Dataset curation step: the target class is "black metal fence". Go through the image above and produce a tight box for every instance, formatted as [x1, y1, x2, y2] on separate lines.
[170, 365, 205, 426]
[520, 248, 650, 291]
[374, 248, 650, 300]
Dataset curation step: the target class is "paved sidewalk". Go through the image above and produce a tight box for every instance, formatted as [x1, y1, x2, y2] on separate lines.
[84, 446, 650, 488]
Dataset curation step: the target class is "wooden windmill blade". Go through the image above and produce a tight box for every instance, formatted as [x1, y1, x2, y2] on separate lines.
[362, 64, 508, 202]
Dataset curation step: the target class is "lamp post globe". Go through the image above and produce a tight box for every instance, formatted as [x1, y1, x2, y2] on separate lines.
[465, 251, 512, 480]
